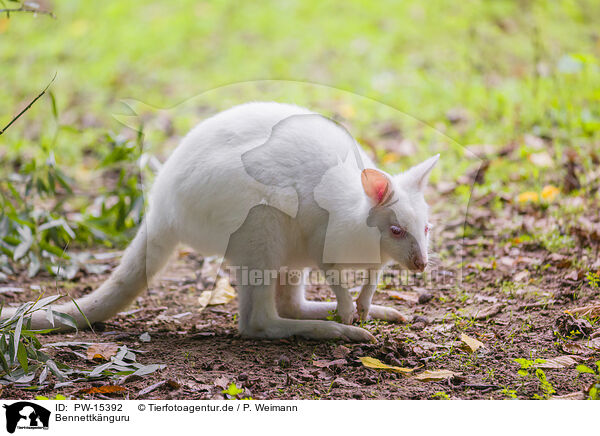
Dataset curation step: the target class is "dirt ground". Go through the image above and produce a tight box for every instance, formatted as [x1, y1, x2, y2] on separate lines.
[1, 190, 600, 400]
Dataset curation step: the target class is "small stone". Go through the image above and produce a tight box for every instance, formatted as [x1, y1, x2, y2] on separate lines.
[418, 293, 433, 304]
[411, 322, 426, 331]
[390, 357, 404, 367]
[412, 315, 430, 325]
[555, 313, 593, 338]
[385, 352, 396, 364]
[359, 377, 376, 386]
[278, 355, 291, 369]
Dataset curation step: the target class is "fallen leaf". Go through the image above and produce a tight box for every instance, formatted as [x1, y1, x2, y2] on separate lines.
[541, 185, 560, 202]
[0, 287, 24, 294]
[331, 377, 361, 388]
[587, 337, 600, 350]
[137, 380, 179, 397]
[566, 304, 600, 319]
[514, 270, 530, 282]
[460, 334, 485, 353]
[535, 355, 584, 369]
[313, 359, 347, 368]
[517, 191, 539, 203]
[528, 151, 553, 167]
[198, 278, 237, 310]
[139, 332, 151, 343]
[415, 369, 459, 382]
[359, 356, 414, 374]
[564, 270, 579, 281]
[388, 291, 419, 305]
[559, 342, 593, 356]
[0, 17, 10, 34]
[82, 385, 126, 394]
[550, 392, 586, 400]
[473, 304, 505, 320]
[86, 343, 119, 361]
[213, 376, 229, 390]
[498, 257, 515, 268]
[332, 345, 351, 359]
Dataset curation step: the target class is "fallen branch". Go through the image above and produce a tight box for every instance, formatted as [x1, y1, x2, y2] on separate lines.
[0, 72, 57, 136]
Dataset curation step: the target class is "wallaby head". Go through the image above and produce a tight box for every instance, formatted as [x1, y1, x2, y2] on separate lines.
[363, 154, 439, 271]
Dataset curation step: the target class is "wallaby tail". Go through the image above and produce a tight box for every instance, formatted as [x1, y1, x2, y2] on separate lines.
[0, 220, 177, 330]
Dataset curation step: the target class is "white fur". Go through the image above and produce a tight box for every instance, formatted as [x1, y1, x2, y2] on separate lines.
[1, 102, 439, 342]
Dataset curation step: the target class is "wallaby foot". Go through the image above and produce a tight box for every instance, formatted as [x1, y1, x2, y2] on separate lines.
[242, 317, 375, 343]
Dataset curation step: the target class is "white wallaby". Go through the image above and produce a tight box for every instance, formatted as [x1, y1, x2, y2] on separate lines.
[1, 102, 439, 342]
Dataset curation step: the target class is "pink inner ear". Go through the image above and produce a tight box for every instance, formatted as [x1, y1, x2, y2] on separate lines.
[361, 169, 391, 204]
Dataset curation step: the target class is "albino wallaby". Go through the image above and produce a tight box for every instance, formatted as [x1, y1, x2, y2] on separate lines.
[2, 102, 439, 342]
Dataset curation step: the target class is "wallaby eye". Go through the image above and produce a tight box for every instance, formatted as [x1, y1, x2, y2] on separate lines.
[390, 225, 407, 238]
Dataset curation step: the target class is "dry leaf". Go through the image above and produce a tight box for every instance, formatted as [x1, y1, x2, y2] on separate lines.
[388, 291, 419, 305]
[86, 343, 119, 361]
[473, 304, 505, 320]
[0, 17, 9, 34]
[587, 337, 600, 350]
[535, 355, 584, 369]
[198, 278, 237, 310]
[529, 152, 553, 167]
[359, 356, 414, 374]
[514, 270, 530, 282]
[550, 392, 586, 400]
[541, 185, 560, 202]
[460, 333, 485, 353]
[415, 369, 459, 382]
[559, 342, 593, 356]
[564, 270, 579, 281]
[331, 377, 361, 388]
[517, 191, 539, 203]
[333, 345, 351, 359]
[83, 385, 126, 394]
[213, 376, 229, 390]
[313, 359, 347, 368]
[566, 304, 600, 319]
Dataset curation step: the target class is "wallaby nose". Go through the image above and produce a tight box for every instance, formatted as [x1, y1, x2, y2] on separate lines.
[411, 256, 426, 272]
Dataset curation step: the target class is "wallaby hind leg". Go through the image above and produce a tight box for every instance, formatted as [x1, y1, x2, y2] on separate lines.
[275, 280, 338, 320]
[241, 283, 375, 342]
[228, 205, 374, 342]
[274, 274, 351, 323]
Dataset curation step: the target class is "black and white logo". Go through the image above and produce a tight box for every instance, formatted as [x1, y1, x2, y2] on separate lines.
[3, 402, 50, 433]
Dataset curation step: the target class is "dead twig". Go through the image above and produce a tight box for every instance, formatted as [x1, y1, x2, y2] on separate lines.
[0, 3, 55, 18]
[0, 72, 57, 136]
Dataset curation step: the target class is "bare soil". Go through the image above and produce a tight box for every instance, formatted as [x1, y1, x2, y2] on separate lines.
[1, 192, 599, 400]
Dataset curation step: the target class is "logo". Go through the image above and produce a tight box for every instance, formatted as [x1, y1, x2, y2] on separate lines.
[3, 402, 50, 433]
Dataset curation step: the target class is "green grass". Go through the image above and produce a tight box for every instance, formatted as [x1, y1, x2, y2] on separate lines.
[1, 0, 599, 262]
[2, 0, 599, 162]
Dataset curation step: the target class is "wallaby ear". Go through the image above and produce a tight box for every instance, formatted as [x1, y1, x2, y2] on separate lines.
[361, 169, 393, 205]
[400, 154, 440, 191]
